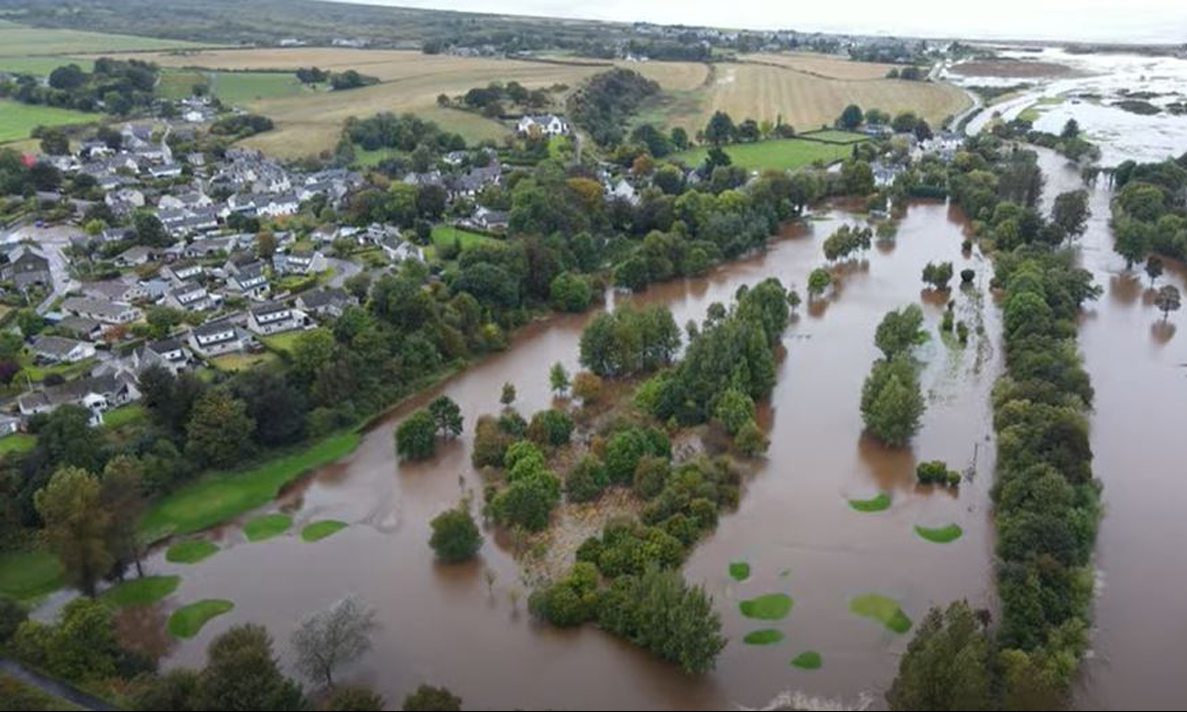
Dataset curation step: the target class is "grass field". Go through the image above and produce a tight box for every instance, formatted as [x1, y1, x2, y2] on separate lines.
[739, 593, 794, 620]
[208, 71, 309, 105]
[209, 350, 278, 372]
[0, 674, 82, 711]
[850, 593, 912, 634]
[670, 137, 854, 171]
[0, 99, 97, 143]
[431, 225, 497, 252]
[0, 56, 92, 75]
[848, 492, 892, 512]
[139, 431, 361, 541]
[0, 24, 209, 57]
[168, 599, 233, 639]
[728, 561, 750, 581]
[0, 549, 62, 602]
[0, 433, 36, 456]
[165, 539, 219, 564]
[301, 520, 348, 542]
[791, 651, 823, 670]
[261, 330, 304, 355]
[102, 575, 180, 607]
[156, 69, 209, 100]
[243, 513, 292, 542]
[740, 52, 897, 80]
[743, 629, 784, 645]
[103, 403, 146, 429]
[914, 523, 964, 543]
[800, 129, 870, 144]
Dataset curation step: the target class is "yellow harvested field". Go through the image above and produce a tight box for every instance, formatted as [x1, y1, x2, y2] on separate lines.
[739, 52, 897, 80]
[668, 63, 970, 134]
[622, 61, 710, 91]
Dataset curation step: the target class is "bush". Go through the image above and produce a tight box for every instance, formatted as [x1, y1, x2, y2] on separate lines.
[734, 419, 769, 456]
[571, 371, 603, 404]
[603, 426, 670, 484]
[528, 562, 600, 627]
[402, 685, 462, 711]
[429, 506, 483, 562]
[491, 470, 561, 531]
[566, 455, 609, 503]
[916, 460, 959, 487]
[961, 268, 976, 285]
[632, 455, 671, 499]
[471, 415, 514, 468]
[957, 321, 970, 345]
[577, 521, 685, 578]
[527, 409, 574, 446]
[0, 597, 27, 644]
[396, 410, 437, 460]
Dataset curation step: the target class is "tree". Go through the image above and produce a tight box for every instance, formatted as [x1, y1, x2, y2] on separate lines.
[670, 127, 690, 151]
[292, 595, 377, 689]
[874, 305, 926, 359]
[429, 506, 483, 562]
[500, 382, 516, 407]
[132, 210, 170, 247]
[1145, 255, 1164, 286]
[1155, 284, 1181, 321]
[327, 685, 385, 711]
[402, 685, 462, 711]
[735, 419, 769, 457]
[921, 261, 954, 291]
[838, 104, 864, 130]
[807, 268, 832, 302]
[860, 358, 925, 447]
[886, 601, 993, 711]
[549, 362, 570, 395]
[396, 410, 438, 460]
[491, 469, 561, 532]
[100, 456, 146, 578]
[198, 624, 307, 710]
[572, 372, 603, 404]
[549, 271, 593, 313]
[1052, 189, 1090, 240]
[0, 597, 26, 645]
[129, 668, 201, 710]
[427, 396, 463, 439]
[841, 158, 875, 195]
[255, 231, 277, 259]
[1061, 118, 1080, 139]
[713, 388, 754, 435]
[186, 389, 255, 468]
[290, 328, 335, 384]
[39, 128, 69, 156]
[34, 467, 112, 597]
[704, 111, 736, 145]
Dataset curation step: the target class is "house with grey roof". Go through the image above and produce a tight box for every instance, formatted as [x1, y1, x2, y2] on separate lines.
[247, 301, 304, 335]
[18, 372, 140, 419]
[31, 335, 96, 364]
[2, 248, 51, 289]
[296, 288, 355, 319]
[82, 279, 147, 304]
[133, 337, 190, 374]
[60, 297, 141, 325]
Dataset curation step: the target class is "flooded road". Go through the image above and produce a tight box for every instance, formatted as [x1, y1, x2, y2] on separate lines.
[139, 200, 1000, 709]
[1028, 148, 1187, 711]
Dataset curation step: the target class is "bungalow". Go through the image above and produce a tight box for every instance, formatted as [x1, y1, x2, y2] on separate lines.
[114, 246, 159, 267]
[1, 248, 52, 289]
[164, 283, 212, 311]
[149, 162, 183, 180]
[609, 179, 640, 206]
[18, 372, 140, 419]
[247, 301, 304, 335]
[31, 335, 96, 364]
[272, 250, 327, 276]
[183, 237, 235, 259]
[256, 193, 300, 218]
[60, 297, 142, 325]
[188, 320, 250, 357]
[133, 337, 190, 373]
[403, 171, 445, 189]
[467, 206, 509, 232]
[517, 114, 570, 136]
[224, 260, 270, 300]
[296, 288, 355, 319]
[55, 316, 103, 341]
[82, 280, 147, 304]
[450, 164, 502, 198]
[162, 262, 205, 285]
[105, 188, 145, 216]
[379, 236, 424, 263]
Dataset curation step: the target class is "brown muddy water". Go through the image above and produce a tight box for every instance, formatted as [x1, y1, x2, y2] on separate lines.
[129, 201, 1001, 710]
[1028, 148, 1187, 711]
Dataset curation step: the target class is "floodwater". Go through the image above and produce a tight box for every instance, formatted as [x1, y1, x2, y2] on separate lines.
[1028, 147, 1187, 710]
[134, 199, 1001, 709]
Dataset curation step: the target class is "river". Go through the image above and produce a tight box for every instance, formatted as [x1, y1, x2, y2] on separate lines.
[126, 198, 1000, 710]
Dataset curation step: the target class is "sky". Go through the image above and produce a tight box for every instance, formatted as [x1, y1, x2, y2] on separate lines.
[328, 0, 1187, 44]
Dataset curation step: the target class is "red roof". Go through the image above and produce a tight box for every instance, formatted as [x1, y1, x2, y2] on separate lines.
[20, 154, 36, 168]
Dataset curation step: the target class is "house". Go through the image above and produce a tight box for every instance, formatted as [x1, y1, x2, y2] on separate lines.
[105, 188, 145, 216]
[31, 335, 96, 364]
[183, 237, 235, 259]
[402, 171, 445, 189]
[55, 316, 103, 341]
[467, 206, 509, 232]
[517, 114, 570, 136]
[18, 372, 140, 419]
[379, 236, 424, 263]
[0, 414, 21, 438]
[164, 283, 213, 311]
[443, 150, 468, 166]
[162, 262, 204, 285]
[60, 297, 141, 325]
[450, 163, 502, 198]
[247, 301, 304, 335]
[1, 248, 52, 289]
[272, 250, 327, 276]
[114, 246, 160, 267]
[149, 162, 183, 180]
[257, 193, 300, 218]
[224, 260, 270, 300]
[296, 288, 355, 319]
[188, 320, 249, 357]
[133, 337, 190, 373]
[82, 279, 147, 304]
[609, 179, 640, 206]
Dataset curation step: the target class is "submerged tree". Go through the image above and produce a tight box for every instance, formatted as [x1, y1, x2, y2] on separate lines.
[807, 268, 832, 302]
[292, 595, 378, 689]
[1155, 284, 1181, 322]
[1145, 255, 1164, 287]
[428, 396, 463, 439]
[429, 505, 483, 563]
[886, 601, 993, 711]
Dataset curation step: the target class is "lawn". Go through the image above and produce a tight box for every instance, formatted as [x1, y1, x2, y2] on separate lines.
[743, 629, 784, 645]
[914, 523, 964, 543]
[791, 651, 823, 670]
[0, 549, 63, 602]
[209, 350, 278, 372]
[209, 71, 309, 105]
[156, 69, 209, 100]
[0, 433, 36, 456]
[243, 513, 291, 542]
[0, 99, 97, 143]
[353, 146, 403, 167]
[850, 593, 913, 634]
[301, 520, 348, 542]
[728, 561, 750, 582]
[165, 539, 219, 564]
[101, 575, 180, 608]
[261, 330, 304, 355]
[431, 225, 496, 252]
[739, 593, 794, 621]
[20, 354, 98, 383]
[168, 599, 234, 639]
[102, 403, 146, 429]
[139, 431, 362, 542]
[670, 137, 855, 171]
[848, 492, 891, 512]
[800, 129, 870, 144]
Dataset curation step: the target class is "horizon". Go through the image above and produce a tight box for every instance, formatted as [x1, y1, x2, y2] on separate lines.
[325, 0, 1187, 44]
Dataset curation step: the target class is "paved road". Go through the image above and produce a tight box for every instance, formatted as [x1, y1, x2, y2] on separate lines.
[0, 658, 117, 711]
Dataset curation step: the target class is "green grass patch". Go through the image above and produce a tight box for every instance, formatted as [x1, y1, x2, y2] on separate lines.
[430, 224, 497, 252]
[168, 599, 234, 639]
[354, 146, 403, 168]
[165, 539, 219, 564]
[743, 629, 785, 645]
[0, 550, 63, 602]
[800, 129, 870, 144]
[20, 354, 98, 383]
[243, 513, 291, 542]
[848, 492, 891, 512]
[914, 523, 963, 543]
[140, 430, 362, 542]
[0, 433, 36, 456]
[102, 403, 146, 429]
[791, 651, 823, 669]
[850, 593, 912, 634]
[728, 561, 750, 582]
[0, 24, 209, 57]
[0, 56, 93, 76]
[0, 99, 97, 143]
[301, 520, 348, 542]
[101, 575, 180, 608]
[261, 330, 304, 355]
[209, 71, 308, 105]
[157, 69, 209, 101]
[739, 593, 794, 621]
[209, 350, 278, 372]
[671, 137, 855, 171]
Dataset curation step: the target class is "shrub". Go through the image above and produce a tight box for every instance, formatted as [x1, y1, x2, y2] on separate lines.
[527, 409, 574, 446]
[916, 460, 960, 486]
[429, 506, 483, 562]
[566, 455, 609, 503]
[572, 371, 604, 404]
[633, 455, 671, 499]
[961, 268, 976, 285]
[734, 419, 769, 456]
[528, 562, 600, 627]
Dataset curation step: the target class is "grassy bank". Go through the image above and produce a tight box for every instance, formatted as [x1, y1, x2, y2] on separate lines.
[139, 431, 361, 542]
[670, 137, 855, 171]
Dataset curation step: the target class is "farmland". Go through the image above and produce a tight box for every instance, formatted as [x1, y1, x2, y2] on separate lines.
[0, 55, 92, 75]
[0, 99, 97, 143]
[670, 136, 858, 171]
[739, 52, 897, 80]
[0, 21, 209, 56]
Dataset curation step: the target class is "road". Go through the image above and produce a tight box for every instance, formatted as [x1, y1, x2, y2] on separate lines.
[0, 658, 117, 711]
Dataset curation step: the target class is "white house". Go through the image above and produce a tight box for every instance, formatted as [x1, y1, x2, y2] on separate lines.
[188, 320, 248, 357]
[30, 335, 96, 364]
[164, 283, 213, 311]
[247, 302, 304, 335]
[60, 297, 142, 325]
[272, 250, 327, 276]
[517, 114, 570, 136]
[133, 337, 190, 374]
